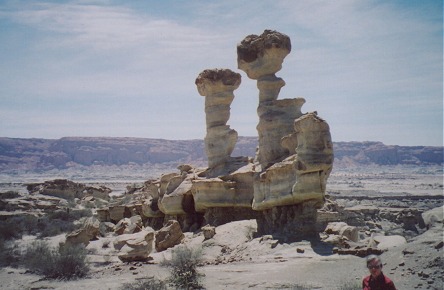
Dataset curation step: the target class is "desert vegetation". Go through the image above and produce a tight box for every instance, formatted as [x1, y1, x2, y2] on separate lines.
[161, 245, 204, 289]
[22, 241, 89, 279]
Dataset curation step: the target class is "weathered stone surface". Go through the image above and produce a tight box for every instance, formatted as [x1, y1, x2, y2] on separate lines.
[108, 205, 127, 223]
[141, 198, 164, 218]
[159, 178, 193, 215]
[422, 206, 443, 229]
[192, 178, 238, 212]
[252, 155, 297, 210]
[65, 216, 100, 246]
[256, 201, 320, 241]
[26, 179, 111, 201]
[256, 98, 305, 167]
[201, 224, 216, 240]
[324, 222, 359, 242]
[159, 172, 178, 198]
[83, 216, 100, 238]
[114, 229, 155, 262]
[99, 221, 115, 237]
[26, 179, 84, 200]
[114, 215, 143, 235]
[196, 68, 241, 169]
[96, 207, 110, 222]
[143, 181, 160, 199]
[65, 228, 91, 246]
[292, 113, 333, 205]
[84, 185, 111, 200]
[204, 207, 260, 227]
[373, 235, 407, 250]
[155, 220, 184, 252]
[237, 29, 291, 80]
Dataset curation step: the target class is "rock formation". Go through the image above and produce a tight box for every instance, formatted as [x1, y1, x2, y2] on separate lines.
[99, 29, 334, 241]
[113, 229, 155, 262]
[237, 30, 305, 168]
[195, 69, 241, 169]
[26, 179, 111, 201]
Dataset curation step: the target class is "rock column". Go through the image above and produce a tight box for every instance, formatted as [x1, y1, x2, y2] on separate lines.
[292, 112, 334, 203]
[195, 69, 241, 168]
[237, 30, 304, 168]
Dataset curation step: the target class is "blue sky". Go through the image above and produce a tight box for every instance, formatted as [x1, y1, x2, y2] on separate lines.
[0, 0, 442, 146]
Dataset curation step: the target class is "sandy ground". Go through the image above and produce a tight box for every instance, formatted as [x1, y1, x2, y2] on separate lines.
[0, 166, 442, 289]
[1, 218, 442, 290]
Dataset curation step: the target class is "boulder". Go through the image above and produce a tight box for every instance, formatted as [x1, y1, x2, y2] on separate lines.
[99, 221, 115, 237]
[114, 229, 155, 262]
[114, 215, 143, 235]
[65, 216, 100, 246]
[324, 222, 359, 242]
[108, 205, 126, 223]
[96, 207, 110, 222]
[155, 220, 185, 252]
[65, 228, 91, 246]
[26, 179, 112, 201]
[373, 235, 407, 250]
[422, 205, 444, 229]
[201, 224, 216, 240]
[83, 216, 100, 238]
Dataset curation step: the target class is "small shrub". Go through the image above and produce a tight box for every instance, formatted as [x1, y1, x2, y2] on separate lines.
[0, 238, 20, 267]
[120, 277, 167, 290]
[22, 241, 89, 279]
[162, 245, 203, 289]
[0, 191, 20, 199]
[0, 219, 22, 240]
[37, 208, 92, 238]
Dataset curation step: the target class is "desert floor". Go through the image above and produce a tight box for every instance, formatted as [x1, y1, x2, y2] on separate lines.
[0, 165, 442, 290]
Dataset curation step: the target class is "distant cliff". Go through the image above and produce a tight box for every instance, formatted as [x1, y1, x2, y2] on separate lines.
[0, 137, 442, 171]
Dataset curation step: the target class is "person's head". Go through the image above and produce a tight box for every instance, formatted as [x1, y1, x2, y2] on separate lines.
[366, 255, 383, 278]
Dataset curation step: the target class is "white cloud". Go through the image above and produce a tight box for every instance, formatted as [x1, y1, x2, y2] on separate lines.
[0, 0, 441, 145]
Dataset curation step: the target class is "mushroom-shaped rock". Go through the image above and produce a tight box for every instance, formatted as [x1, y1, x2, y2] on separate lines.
[237, 29, 291, 80]
[237, 30, 301, 168]
[196, 68, 241, 168]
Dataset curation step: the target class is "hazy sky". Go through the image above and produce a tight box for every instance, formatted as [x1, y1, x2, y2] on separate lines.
[0, 0, 442, 146]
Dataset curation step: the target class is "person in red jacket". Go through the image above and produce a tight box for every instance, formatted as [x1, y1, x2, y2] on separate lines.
[362, 255, 397, 290]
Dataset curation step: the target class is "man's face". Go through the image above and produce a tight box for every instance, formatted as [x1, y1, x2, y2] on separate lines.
[368, 259, 382, 278]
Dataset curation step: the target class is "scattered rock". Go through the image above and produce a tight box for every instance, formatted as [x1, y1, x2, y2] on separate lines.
[155, 220, 184, 252]
[114, 229, 155, 262]
[201, 224, 216, 240]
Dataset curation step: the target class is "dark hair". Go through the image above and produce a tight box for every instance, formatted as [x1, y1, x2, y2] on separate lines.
[366, 254, 382, 267]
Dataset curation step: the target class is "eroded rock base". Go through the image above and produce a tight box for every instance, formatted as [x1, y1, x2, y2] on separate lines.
[256, 201, 319, 242]
[204, 207, 262, 227]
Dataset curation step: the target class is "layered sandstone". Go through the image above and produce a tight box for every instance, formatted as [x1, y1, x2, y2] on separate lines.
[195, 69, 241, 169]
[237, 30, 304, 168]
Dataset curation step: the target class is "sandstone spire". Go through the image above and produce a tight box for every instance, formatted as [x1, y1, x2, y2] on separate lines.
[195, 69, 241, 168]
[237, 30, 305, 168]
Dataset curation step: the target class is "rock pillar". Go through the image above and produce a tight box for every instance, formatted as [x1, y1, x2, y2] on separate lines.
[237, 30, 304, 168]
[292, 112, 333, 203]
[195, 69, 241, 168]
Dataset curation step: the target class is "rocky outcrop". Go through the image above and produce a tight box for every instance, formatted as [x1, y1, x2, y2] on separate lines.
[196, 69, 241, 169]
[154, 220, 184, 252]
[422, 206, 443, 229]
[292, 113, 333, 202]
[114, 215, 143, 235]
[26, 179, 111, 201]
[237, 30, 304, 168]
[113, 229, 155, 262]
